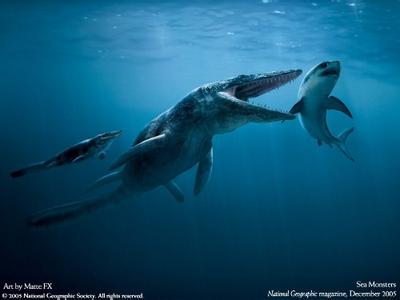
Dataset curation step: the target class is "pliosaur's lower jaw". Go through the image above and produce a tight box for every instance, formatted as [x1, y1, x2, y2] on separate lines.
[253, 106, 296, 122]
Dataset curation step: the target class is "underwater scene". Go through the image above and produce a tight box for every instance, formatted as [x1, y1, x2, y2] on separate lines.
[1, 0, 399, 299]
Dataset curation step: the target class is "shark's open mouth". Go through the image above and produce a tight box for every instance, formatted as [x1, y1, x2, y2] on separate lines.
[320, 69, 339, 77]
[225, 70, 302, 103]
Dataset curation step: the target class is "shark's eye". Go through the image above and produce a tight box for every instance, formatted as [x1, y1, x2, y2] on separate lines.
[319, 62, 328, 68]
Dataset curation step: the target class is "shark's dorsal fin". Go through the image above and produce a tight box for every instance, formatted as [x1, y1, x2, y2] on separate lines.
[326, 96, 353, 118]
[289, 97, 304, 114]
[164, 181, 184, 202]
[194, 146, 213, 195]
[109, 133, 167, 170]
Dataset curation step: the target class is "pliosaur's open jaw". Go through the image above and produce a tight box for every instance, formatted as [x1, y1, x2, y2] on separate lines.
[98, 130, 123, 142]
[226, 69, 302, 102]
[222, 69, 302, 121]
[217, 90, 296, 122]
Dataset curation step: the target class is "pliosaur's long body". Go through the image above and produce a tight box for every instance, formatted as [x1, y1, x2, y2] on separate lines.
[10, 130, 122, 178]
[29, 69, 302, 227]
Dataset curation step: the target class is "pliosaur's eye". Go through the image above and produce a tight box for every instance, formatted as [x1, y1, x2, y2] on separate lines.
[319, 62, 328, 68]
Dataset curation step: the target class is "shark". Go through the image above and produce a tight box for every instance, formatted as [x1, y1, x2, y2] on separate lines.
[28, 69, 302, 227]
[289, 61, 354, 161]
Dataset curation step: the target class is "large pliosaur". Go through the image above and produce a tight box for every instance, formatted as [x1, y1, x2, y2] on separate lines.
[29, 69, 302, 227]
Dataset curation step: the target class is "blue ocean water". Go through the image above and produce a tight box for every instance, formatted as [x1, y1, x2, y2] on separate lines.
[1, 1, 399, 299]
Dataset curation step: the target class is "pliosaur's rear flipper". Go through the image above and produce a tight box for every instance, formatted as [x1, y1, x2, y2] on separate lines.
[164, 181, 184, 202]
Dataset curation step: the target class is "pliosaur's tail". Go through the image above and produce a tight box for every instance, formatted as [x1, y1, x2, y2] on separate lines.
[28, 187, 127, 228]
[336, 127, 355, 162]
[10, 161, 47, 178]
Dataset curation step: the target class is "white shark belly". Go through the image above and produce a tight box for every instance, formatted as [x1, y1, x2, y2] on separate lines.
[299, 104, 327, 142]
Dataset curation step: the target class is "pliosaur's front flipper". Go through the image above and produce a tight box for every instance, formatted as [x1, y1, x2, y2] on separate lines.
[326, 96, 353, 118]
[109, 133, 168, 170]
[164, 181, 184, 202]
[72, 155, 88, 163]
[87, 171, 122, 192]
[194, 147, 213, 195]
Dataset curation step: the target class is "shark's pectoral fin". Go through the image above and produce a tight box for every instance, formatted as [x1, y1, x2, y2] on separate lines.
[289, 97, 304, 114]
[194, 147, 213, 195]
[109, 133, 167, 170]
[72, 155, 88, 163]
[326, 96, 353, 118]
[164, 181, 184, 202]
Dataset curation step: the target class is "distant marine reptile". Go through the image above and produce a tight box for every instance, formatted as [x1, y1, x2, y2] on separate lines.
[28, 69, 302, 227]
[289, 61, 354, 161]
[10, 130, 122, 178]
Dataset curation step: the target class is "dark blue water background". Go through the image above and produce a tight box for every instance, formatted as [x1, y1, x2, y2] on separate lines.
[1, 1, 399, 299]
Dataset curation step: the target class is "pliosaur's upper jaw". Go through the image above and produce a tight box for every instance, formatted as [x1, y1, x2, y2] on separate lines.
[98, 130, 123, 142]
[227, 69, 302, 101]
[190, 69, 302, 104]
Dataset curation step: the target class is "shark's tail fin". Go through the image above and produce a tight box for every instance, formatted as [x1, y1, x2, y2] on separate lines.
[27, 187, 126, 228]
[336, 127, 355, 162]
[10, 161, 47, 178]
